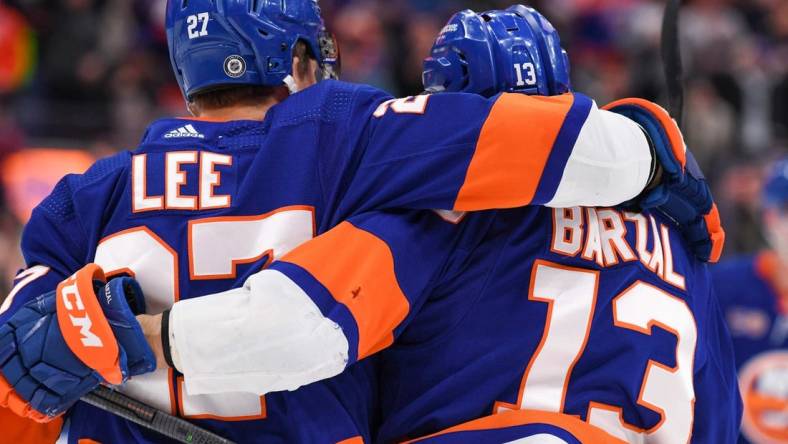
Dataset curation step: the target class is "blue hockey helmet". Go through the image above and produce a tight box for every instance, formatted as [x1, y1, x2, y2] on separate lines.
[763, 158, 788, 210]
[166, 0, 340, 101]
[423, 4, 570, 97]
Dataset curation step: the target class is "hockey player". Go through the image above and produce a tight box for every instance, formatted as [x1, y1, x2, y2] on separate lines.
[712, 158, 788, 444]
[0, 2, 726, 444]
[298, 8, 739, 442]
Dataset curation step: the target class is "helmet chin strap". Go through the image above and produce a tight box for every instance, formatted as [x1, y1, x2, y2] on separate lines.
[283, 75, 299, 94]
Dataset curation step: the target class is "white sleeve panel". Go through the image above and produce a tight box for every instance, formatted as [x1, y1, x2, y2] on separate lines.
[546, 105, 653, 208]
[169, 269, 349, 396]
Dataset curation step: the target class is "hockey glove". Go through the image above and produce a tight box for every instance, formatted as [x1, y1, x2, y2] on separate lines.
[604, 98, 725, 263]
[0, 264, 155, 422]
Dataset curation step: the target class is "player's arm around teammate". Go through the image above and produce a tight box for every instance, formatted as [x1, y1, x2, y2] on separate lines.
[138, 4, 725, 401]
[0, 0, 721, 428]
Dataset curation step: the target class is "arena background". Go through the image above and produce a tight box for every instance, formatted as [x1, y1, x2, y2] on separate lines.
[0, 0, 785, 299]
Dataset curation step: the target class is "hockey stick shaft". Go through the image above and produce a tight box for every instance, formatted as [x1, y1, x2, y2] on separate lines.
[81, 385, 236, 444]
[661, 0, 684, 124]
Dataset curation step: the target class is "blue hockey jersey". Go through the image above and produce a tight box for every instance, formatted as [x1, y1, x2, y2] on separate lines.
[0, 79, 654, 443]
[275, 206, 742, 443]
[712, 252, 788, 444]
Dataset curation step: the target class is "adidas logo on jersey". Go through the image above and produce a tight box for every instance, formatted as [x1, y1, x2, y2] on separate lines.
[164, 124, 205, 139]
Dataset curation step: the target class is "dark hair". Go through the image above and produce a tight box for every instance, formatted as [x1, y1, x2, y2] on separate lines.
[190, 41, 315, 111]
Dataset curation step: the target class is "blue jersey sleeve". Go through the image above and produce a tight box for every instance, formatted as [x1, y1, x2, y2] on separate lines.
[333, 84, 646, 217]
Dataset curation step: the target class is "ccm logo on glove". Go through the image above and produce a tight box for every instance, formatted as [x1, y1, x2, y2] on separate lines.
[55, 264, 123, 384]
[59, 279, 102, 347]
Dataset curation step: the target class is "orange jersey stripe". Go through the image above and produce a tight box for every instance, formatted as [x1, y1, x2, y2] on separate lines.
[0, 406, 63, 443]
[406, 409, 627, 444]
[282, 221, 410, 360]
[336, 437, 364, 444]
[454, 93, 575, 211]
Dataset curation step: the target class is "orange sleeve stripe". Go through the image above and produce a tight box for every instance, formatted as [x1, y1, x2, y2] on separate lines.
[281, 222, 410, 360]
[603, 98, 687, 168]
[406, 409, 627, 444]
[454, 93, 575, 211]
[335, 437, 364, 444]
[0, 406, 63, 443]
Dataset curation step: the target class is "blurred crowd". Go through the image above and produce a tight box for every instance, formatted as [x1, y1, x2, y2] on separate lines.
[0, 0, 785, 296]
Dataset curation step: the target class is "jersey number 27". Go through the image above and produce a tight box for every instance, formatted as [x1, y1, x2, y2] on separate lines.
[93, 206, 315, 421]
